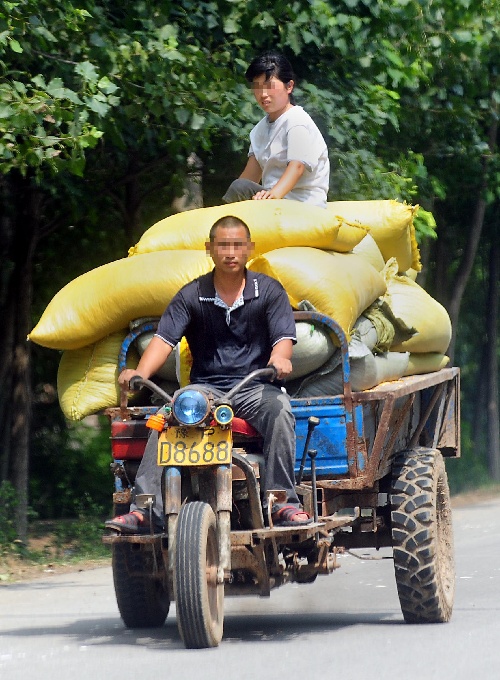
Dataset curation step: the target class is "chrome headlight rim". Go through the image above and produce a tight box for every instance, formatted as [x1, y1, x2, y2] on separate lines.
[172, 388, 210, 426]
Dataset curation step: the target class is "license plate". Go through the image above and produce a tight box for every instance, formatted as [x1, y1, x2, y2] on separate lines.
[157, 426, 232, 466]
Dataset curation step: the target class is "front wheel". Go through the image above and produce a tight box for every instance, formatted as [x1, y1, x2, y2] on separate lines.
[391, 447, 455, 623]
[174, 501, 224, 648]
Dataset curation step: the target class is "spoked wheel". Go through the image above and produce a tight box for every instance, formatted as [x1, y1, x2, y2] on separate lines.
[174, 501, 224, 648]
[391, 447, 455, 623]
[112, 543, 170, 628]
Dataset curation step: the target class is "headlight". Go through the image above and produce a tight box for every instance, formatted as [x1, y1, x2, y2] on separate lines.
[214, 404, 234, 426]
[172, 389, 210, 426]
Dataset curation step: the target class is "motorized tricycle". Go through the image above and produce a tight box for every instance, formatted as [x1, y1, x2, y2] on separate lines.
[103, 310, 460, 648]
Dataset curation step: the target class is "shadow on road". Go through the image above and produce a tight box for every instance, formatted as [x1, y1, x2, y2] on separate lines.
[0, 609, 403, 650]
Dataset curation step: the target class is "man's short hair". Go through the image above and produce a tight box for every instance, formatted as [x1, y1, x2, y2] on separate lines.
[209, 216, 251, 242]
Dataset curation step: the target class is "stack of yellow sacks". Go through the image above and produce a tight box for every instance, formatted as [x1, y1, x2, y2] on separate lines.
[28, 200, 451, 420]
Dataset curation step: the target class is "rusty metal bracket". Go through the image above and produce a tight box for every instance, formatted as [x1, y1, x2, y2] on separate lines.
[366, 393, 416, 480]
[432, 382, 452, 449]
[409, 383, 446, 449]
[112, 488, 132, 506]
[232, 451, 265, 529]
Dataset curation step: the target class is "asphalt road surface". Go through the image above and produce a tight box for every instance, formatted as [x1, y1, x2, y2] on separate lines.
[1, 496, 499, 680]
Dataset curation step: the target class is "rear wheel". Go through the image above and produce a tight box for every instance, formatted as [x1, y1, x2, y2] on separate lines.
[112, 543, 170, 628]
[175, 501, 224, 648]
[391, 447, 455, 623]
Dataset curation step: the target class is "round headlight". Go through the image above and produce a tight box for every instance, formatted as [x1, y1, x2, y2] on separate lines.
[214, 404, 234, 426]
[172, 389, 210, 426]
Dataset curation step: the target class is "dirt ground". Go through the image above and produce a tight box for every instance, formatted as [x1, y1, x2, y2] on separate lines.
[1, 486, 499, 585]
[448, 486, 500, 507]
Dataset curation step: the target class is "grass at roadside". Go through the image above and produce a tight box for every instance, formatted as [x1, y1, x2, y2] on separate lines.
[0, 515, 110, 583]
[450, 483, 500, 507]
[0, 482, 111, 583]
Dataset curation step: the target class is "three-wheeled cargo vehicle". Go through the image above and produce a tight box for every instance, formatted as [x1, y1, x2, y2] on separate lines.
[103, 310, 460, 648]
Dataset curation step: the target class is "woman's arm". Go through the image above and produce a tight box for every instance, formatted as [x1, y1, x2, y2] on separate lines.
[252, 160, 305, 200]
[239, 155, 262, 183]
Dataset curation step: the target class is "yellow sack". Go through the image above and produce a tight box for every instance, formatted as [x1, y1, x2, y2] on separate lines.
[352, 234, 386, 271]
[29, 250, 213, 350]
[177, 336, 193, 387]
[249, 247, 386, 337]
[326, 200, 421, 272]
[382, 259, 452, 353]
[405, 268, 419, 281]
[403, 353, 450, 376]
[57, 331, 139, 421]
[128, 200, 342, 256]
[330, 221, 369, 253]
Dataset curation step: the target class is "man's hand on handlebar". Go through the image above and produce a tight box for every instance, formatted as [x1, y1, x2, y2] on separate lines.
[268, 356, 292, 380]
[268, 338, 293, 380]
[118, 368, 144, 390]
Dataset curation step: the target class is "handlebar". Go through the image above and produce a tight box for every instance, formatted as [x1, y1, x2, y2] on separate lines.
[128, 376, 173, 404]
[217, 366, 278, 404]
[126, 366, 277, 408]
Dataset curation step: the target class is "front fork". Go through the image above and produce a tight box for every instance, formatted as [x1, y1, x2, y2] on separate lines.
[164, 466, 181, 576]
[164, 463, 232, 583]
[216, 464, 232, 583]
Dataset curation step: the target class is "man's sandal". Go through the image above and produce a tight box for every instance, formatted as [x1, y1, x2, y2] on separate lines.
[271, 505, 313, 527]
[104, 510, 152, 534]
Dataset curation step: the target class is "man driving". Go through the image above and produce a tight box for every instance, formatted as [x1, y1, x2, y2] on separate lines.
[105, 215, 312, 533]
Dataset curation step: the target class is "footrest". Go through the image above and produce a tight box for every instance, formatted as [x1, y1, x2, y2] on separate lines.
[102, 532, 165, 545]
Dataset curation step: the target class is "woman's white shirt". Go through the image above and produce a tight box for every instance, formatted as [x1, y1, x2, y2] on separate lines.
[248, 105, 329, 208]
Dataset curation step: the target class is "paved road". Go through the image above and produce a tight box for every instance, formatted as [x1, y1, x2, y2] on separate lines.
[1, 497, 499, 680]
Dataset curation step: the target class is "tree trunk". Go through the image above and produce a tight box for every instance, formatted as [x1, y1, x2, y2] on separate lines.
[471, 344, 489, 448]
[486, 235, 499, 481]
[447, 199, 487, 363]
[447, 114, 498, 363]
[123, 154, 143, 245]
[0, 178, 15, 482]
[0, 173, 40, 541]
[172, 153, 204, 212]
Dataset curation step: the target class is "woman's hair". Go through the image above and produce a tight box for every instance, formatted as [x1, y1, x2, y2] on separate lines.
[245, 51, 296, 104]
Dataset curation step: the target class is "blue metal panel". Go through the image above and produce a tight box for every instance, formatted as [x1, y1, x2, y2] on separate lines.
[292, 399, 365, 478]
[292, 399, 348, 476]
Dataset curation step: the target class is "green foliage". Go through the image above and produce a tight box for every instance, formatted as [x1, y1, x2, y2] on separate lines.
[392, 0, 499, 203]
[51, 494, 109, 560]
[0, 481, 19, 547]
[413, 209, 437, 241]
[446, 421, 491, 494]
[0, 1, 118, 176]
[30, 414, 113, 520]
[0, 480, 108, 560]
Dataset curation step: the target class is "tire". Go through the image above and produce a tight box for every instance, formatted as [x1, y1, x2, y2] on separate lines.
[391, 447, 455, 623]
[112, 543, 170, 628]
[175, 501, 224, 648]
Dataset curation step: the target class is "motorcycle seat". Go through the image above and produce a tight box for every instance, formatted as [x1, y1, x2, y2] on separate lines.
[231, 417, 261, 438]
